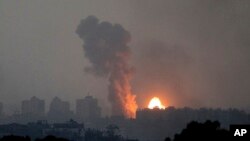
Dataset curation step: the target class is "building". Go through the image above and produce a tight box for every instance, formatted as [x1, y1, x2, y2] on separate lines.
[21, 96, 45, 121]
[47, 97, 73, 122]
[43, 119, 84, 140]
[0, 120, 84, 140]
[76, 96, 101, 122]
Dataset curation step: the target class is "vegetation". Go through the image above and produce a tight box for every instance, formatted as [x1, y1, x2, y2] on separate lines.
[165, 120, 230, 141]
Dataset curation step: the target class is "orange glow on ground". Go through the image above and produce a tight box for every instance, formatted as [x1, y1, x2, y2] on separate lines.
[148, 97, 165, 109]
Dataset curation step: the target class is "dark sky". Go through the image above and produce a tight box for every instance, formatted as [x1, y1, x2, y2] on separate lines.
[0, 0, 250, 115]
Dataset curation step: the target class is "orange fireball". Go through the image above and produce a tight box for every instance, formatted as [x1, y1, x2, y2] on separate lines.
[148, 97, 165, 109]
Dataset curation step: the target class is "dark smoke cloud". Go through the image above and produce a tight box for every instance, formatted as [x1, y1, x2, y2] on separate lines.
[76, 16, 137, 118]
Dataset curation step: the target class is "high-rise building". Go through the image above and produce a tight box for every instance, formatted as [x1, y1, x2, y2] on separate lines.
[76, 96, 101, 122]
[21, 96, 45, 121]
[48, 97, 73, 122]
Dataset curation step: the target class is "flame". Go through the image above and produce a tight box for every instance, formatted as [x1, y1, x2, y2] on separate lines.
[148, 97, 165, 109]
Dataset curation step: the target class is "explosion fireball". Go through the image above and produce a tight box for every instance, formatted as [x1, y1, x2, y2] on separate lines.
[148, 97, 165, 109]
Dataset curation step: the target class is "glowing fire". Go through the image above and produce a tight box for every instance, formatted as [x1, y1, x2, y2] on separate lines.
[148, 97, 165, 109]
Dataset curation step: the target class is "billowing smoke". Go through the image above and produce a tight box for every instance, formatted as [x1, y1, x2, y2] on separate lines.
[76, 16, 137, 118]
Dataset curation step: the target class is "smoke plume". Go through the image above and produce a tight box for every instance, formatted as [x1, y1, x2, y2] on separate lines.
[76, 16, 137, 118]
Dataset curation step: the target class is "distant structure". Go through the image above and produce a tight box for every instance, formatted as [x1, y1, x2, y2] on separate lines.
[47, 97, 73, 122]
[76, 96, 101, 122]
[136, 106, 250, 126]
[43, 119, 84, 140]
[0, 120, 84, 140]
[21, 96, 45, 122]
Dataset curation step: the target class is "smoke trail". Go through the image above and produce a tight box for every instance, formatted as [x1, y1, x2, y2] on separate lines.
[76, 16, 137, 118]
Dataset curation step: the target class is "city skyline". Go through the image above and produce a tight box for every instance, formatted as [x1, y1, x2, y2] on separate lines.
[0, 95, 101, 116]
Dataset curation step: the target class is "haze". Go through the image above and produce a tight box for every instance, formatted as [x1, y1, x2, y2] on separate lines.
[0, 0, 250, 115]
